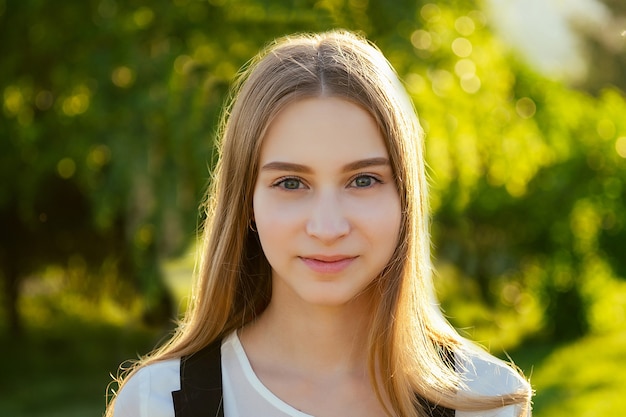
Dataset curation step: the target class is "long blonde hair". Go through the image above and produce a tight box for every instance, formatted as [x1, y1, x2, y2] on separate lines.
[107, 30, 532, 417]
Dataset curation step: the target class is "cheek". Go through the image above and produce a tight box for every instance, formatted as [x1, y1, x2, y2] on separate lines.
[252, 190, 304, 258]
[350, 193, 402, 236]
[378, 204, 402, 250]
[363, 195, 402, 260]
[254, 193, 301, 230]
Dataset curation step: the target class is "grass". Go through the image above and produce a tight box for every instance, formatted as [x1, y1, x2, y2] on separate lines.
[509, 330, 626, 417]
[0, 318, 161, 417]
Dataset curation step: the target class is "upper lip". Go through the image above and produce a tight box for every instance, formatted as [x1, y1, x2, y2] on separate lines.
[301, 255, 357, 262]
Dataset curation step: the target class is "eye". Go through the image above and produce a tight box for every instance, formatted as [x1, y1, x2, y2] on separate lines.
[274, 177, 305, 190]
[350, 175, 380, 188]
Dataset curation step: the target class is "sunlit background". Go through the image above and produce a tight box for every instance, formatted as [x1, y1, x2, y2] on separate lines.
[1, 0, 625, 416]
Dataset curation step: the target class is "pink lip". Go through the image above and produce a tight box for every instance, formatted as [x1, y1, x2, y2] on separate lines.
[300, 255, 357, 274]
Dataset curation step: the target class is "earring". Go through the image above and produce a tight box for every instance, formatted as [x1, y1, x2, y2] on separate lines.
[249, 219, 257, 233]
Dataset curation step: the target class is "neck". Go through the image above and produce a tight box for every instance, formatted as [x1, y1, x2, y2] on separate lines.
[241, 289, 376, 376]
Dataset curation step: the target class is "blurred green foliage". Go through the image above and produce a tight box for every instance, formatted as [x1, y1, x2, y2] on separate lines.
[403, 4, 626, 345]
[502, 328, 626, 417]
[0, 0, 624, 366]
[1, 3, 621, 417]
[0, 317, 159, 417]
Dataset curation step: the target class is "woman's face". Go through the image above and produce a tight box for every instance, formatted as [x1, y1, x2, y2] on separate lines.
[252, 97, 402, 308]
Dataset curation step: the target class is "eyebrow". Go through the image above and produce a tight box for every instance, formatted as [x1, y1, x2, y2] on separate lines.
[342, 157, 390, 173]
[260, 157, 390, 174]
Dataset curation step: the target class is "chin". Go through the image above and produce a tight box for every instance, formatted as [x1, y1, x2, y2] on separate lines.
[296, 284, 374, 309]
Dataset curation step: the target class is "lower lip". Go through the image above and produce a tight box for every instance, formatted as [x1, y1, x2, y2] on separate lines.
[300, 257, 356, 274]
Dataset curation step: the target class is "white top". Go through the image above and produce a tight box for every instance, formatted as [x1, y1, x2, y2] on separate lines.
[113, 332, 528, 417]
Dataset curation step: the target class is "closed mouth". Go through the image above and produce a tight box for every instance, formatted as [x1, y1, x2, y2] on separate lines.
[299, 255, 357, 273]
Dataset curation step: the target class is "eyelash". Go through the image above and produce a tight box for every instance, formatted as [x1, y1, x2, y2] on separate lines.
[273, 177, 306, 190]
[271, 174, 383, 190]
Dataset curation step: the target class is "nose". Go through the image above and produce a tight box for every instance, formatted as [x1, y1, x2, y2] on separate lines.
[306, 190, 350, 244]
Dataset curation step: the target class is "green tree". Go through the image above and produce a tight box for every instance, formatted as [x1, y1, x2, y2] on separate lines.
[1, 0, 624, 345]
[398, 3, 626, 343]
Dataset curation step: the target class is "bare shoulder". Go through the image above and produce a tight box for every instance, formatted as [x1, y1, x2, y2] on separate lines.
[112, 359, 180, 417]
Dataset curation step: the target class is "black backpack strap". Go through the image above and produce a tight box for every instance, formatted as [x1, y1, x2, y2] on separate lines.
[172, 339, 224, 417]
[171, 337, 454, 417]
[416, 346, 456, 417]
[417, 396, 456, 417]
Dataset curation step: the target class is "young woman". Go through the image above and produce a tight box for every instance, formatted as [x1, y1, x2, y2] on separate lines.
[107, 30, 533, 417]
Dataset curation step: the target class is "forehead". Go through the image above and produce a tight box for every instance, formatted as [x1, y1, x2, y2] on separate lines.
[258, 97, 388, 167]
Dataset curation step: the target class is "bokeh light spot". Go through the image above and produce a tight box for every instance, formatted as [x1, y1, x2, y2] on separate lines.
[515, 97, 536, 119]
[451, 37, 472, 57]
[420, 3, 441, 22]
[460, 74, 481, 94]
[57, 158, 76, 179]
[411, 30, 432, 50]
[62, 87, 91, 116]
[455, 16, 475, 36]
[174, 55, 192, 74]
[3, 85, 24, 115]
[454, 58, 476, 77]
[133, 7, 154, 28]
[87, 144, 111, 170]
[112, 66, 135, 88]
[429, 69, 454, 96]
